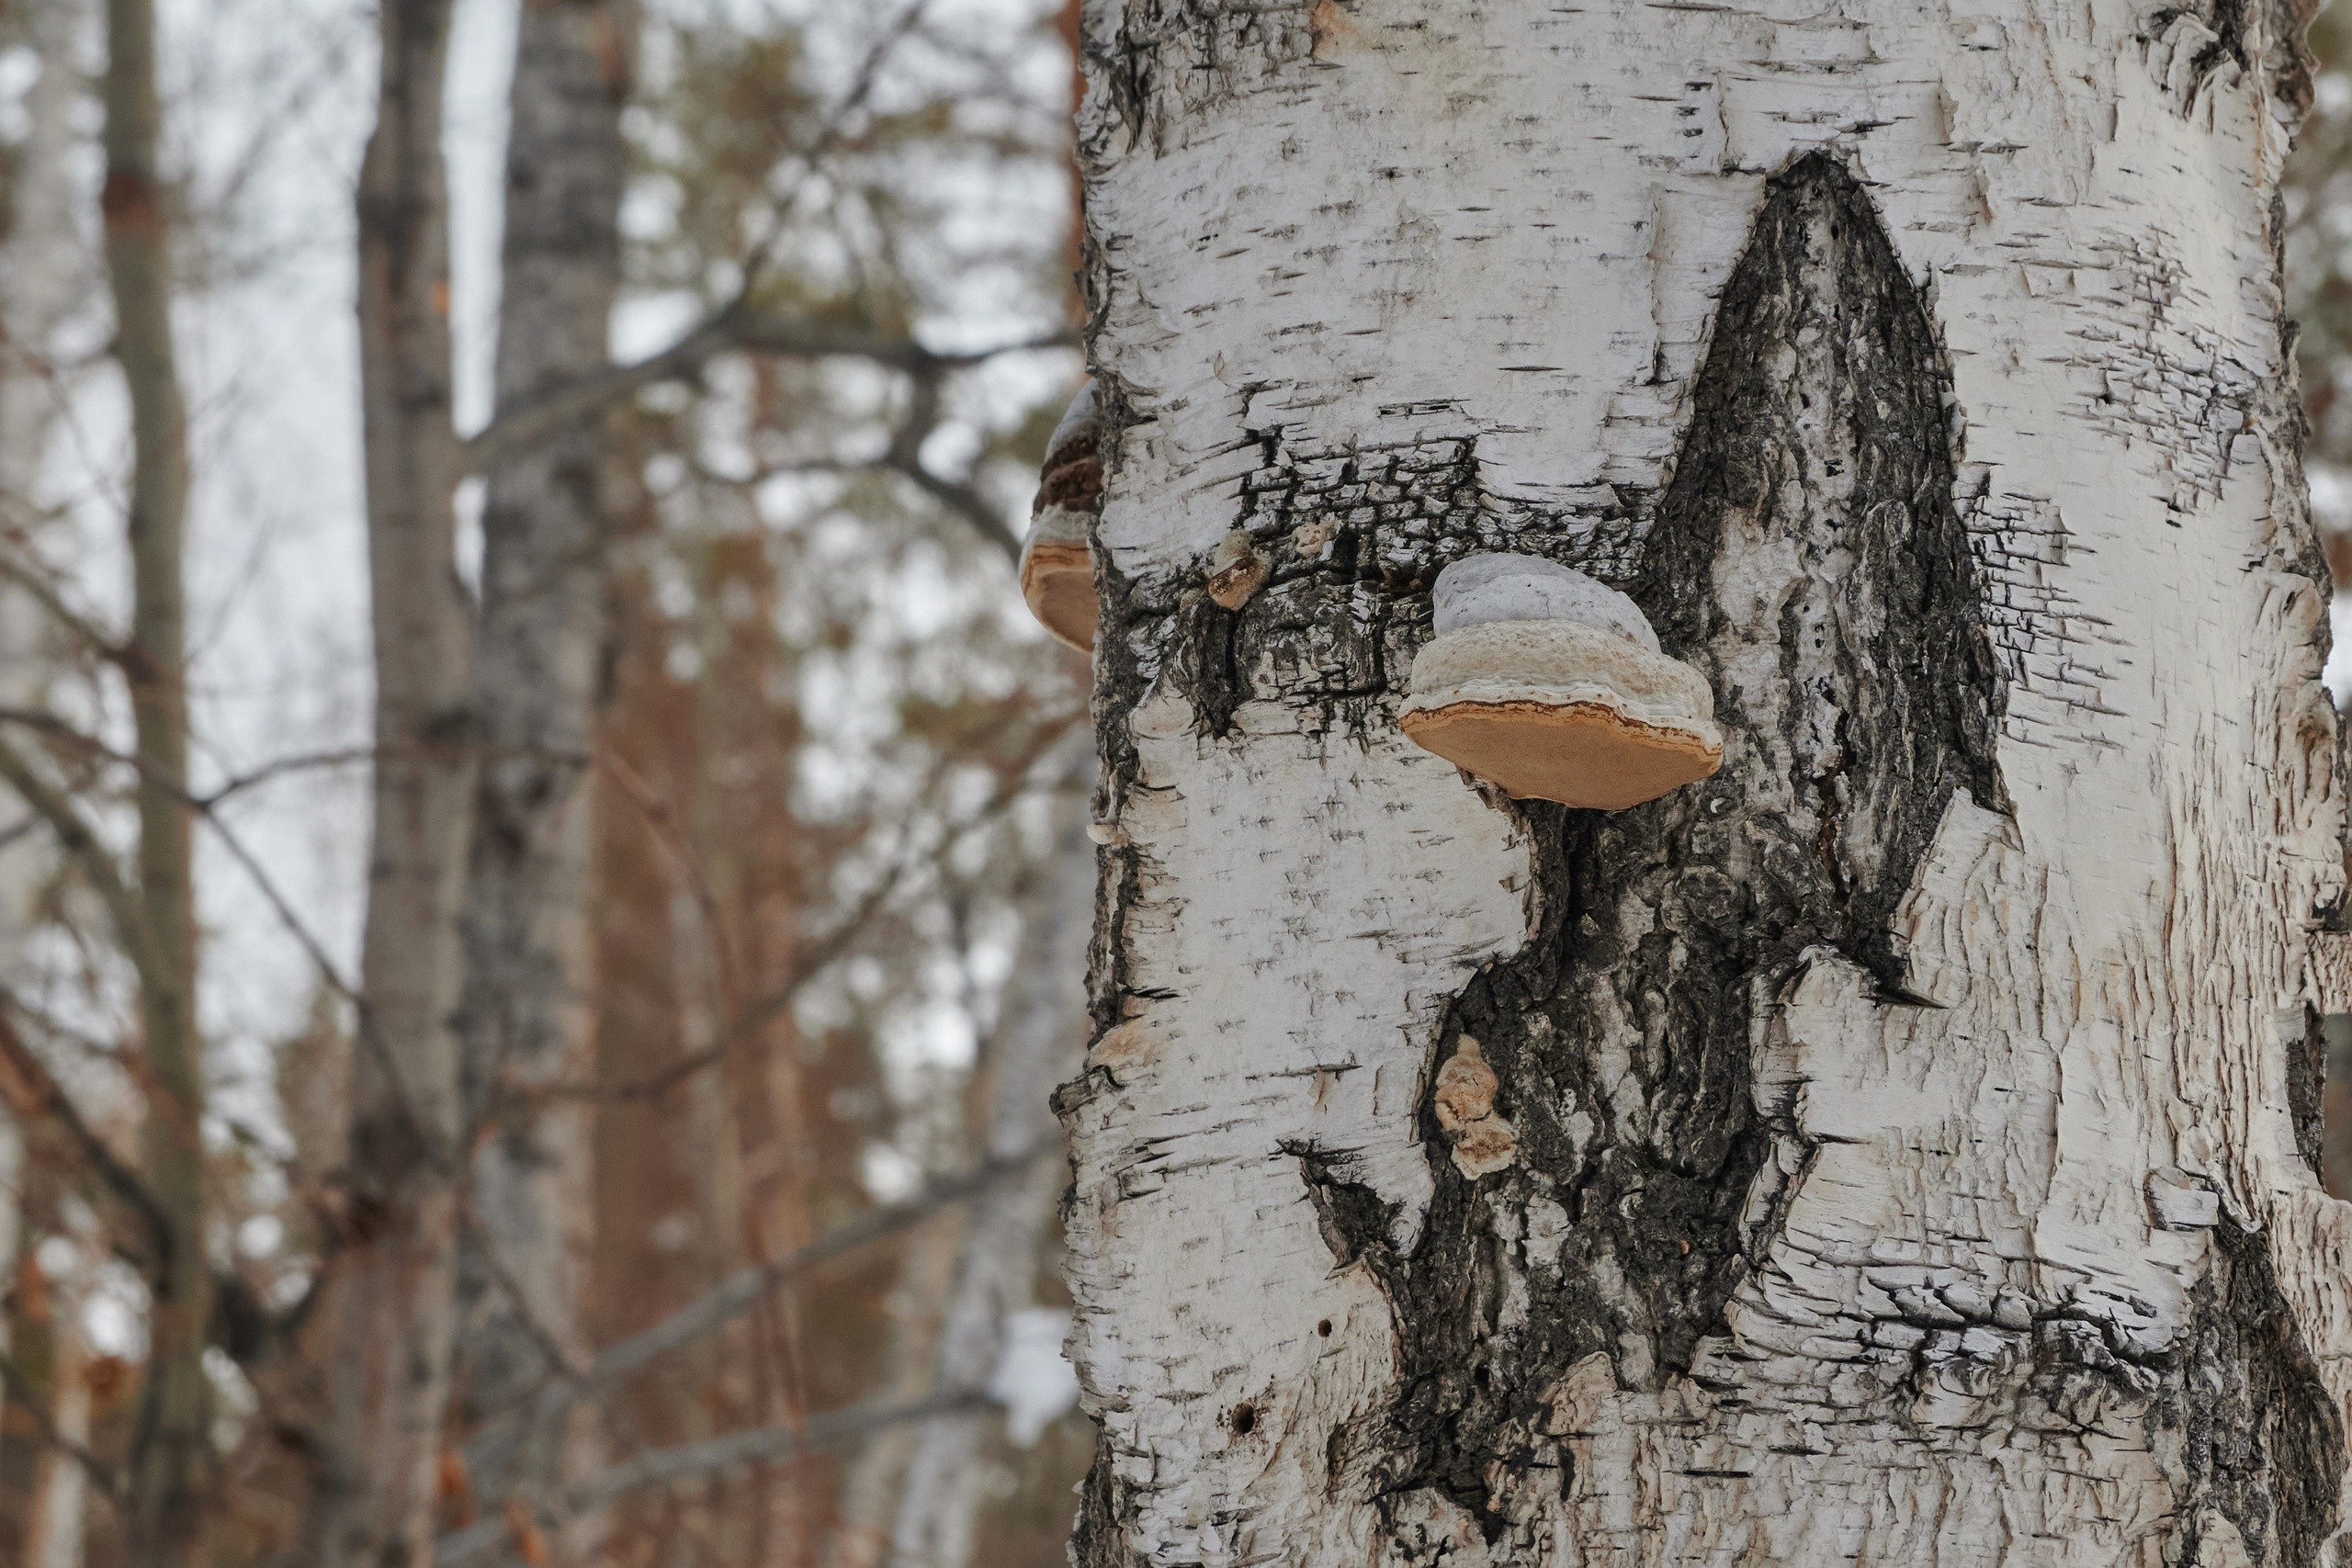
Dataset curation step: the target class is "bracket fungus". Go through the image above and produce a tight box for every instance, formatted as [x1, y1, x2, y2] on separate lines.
[1018, 382, 1102, 652]
[1399, 553, 1723, 809]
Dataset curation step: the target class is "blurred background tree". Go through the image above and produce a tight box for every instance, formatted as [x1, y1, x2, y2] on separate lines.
[0, 0, 1098, 1562]
[2284, 4, 2352, 1212]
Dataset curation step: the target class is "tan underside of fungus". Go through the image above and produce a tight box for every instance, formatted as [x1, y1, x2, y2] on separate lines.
[1401, 614, 1724, 809]
[1019, 525, 1095, 652]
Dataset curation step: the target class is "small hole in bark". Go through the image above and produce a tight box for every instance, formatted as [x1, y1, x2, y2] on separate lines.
[1316, 1318, 1332, 1337]
[1474, 1364, 1490, 1389]
[1231, 1403, 1257, 1435]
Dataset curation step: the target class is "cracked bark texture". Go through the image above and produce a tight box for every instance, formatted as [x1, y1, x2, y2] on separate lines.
[451, 0, 629, 1548]
[1059, 0, 2352, 1562]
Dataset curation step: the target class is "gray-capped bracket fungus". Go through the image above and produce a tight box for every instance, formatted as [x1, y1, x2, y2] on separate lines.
[1019, 382, 1102, 652]
[1398, 553, 1724, 810]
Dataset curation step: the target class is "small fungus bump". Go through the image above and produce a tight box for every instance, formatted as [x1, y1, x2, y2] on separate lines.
[1018, 382, 1102, 652]
[1432, 1035, 1519, 1179]
[1398, 553, 1724, 810]
[1205, 530, 1271, 610]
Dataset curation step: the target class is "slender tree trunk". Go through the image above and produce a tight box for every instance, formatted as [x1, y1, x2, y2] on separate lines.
[0, 0, 81, 1436]
[821, 1210, 959, 1568]
[1063, 2, 2352, 1562]
[310, 0, 475, 1561]
[0, 0, 89, 1507]
[883, 750, 1091, 1568]
[452, 0, 630, 1551]
[0, 0, 85, 538]
[0, 1106, 20, 1449]
[101, 0, 207, 1552]
[26, 1240, 93, 1568]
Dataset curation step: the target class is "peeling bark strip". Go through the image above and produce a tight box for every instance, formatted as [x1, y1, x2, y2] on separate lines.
[1066, 0, 2352, 1561]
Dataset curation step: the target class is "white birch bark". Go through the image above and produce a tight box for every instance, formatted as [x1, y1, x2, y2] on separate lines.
[881, 749, 1093, 1568]
[0, 0, 87, 1509]
[451, 0, 628, 1547]
[1060, 0, 2352, 1562]
[25, 1240, 94, 1568]
[313, 0, 476, 1557]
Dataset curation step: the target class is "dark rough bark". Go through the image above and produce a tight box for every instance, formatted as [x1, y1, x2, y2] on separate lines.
[1310, 148, 2006, 1538]
[450, 0, 630, 1540]
[2165, 1218, 2346, 1567]
[1074, 151, 2344, 1563]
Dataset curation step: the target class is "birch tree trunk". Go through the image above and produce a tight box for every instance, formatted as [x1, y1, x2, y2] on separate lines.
[451, 0, 628, 1551]
[1060, 2, 2352, 1562]
[26, 1239, 96, 1568]
[102, 0, 209, 1551]
[0, 0, 85, 546]
[311, 0, 475, 1559]
[882, 750, 1091, 1568]
[822, 1205, 960, 1568]
[0, 0, 85, 1501]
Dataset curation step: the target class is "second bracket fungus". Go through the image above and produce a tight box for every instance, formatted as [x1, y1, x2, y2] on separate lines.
[1018, 383, 1102, 652]
[1399, 554, 1723, 810]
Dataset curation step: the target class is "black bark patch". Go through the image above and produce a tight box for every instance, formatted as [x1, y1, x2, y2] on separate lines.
[1071, 1423, 1150, 1568]
[2150, 0, 2249, 85]
[1088, 0, 1319, 155]
[1318, 152, 2007, 1528]
[2158, 1215, 2346, 1566]
[1170, 594, 1251, 740]
[2290, 1002, 2329, 1179]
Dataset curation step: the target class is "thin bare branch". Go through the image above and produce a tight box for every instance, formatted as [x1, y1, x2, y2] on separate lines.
[454, 1139, 1056, 1472]
[0, 708, 441, 1168]
[196, 744, 376, 807]
[0, 552, 125, 661]
[574, 1390, 994, 1511]
[0, 730, 151, 975]
[534, 716, 1077, 1111]
[731, 0, 938, 277]
[0, 1007, 169, 1253]
[0, 1347, 126, 1503]
[458, 316, 1071, 478]
[882, 364, 1023, 559]
[435, 1390, 990, 1563]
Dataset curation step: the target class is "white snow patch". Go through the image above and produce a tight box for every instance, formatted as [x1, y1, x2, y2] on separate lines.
[2329, 594, 2352, 708]
[989, 1305, 1078, 1447]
